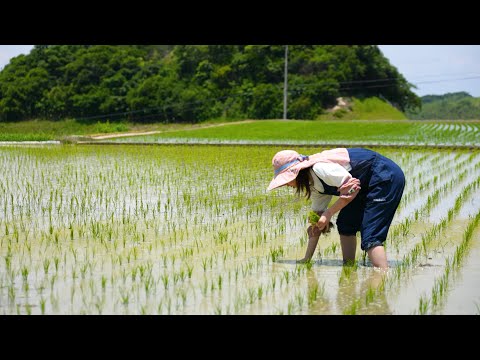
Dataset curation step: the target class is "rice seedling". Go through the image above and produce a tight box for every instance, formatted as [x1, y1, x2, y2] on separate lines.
[21, 266, 29, 282]
[307, 283, 319, 306]
[217, 275, 222, 290]
[303, 259, 314, 271]
[40, 297, 46, 315]
[257, 285, 264, 300]
[43, 259, 50, 275]
[101, 275, 107, 291]
[295, 292, 304, 309]
[365, 286, 376, 306]
[343, 299, 361, 315]
[417, 295, 429, 315]
[201, 278, 208, 296]
[186, 264, 194, 278]
[287, 300, 295, 315]
[144, 275, 155, 294]
[120, 292, 129, 306]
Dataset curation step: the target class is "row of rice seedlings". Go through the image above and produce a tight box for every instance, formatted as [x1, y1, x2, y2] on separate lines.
[396, 152, 471, 214]
[92, 217, 280, 312]
[412, 123, 480, 145]
[388, 152, 471, 240]
[422, 123, 480, 145]
[242, 265, 325, 315]
[388, 157, 480, 253]
[416, 209, 480, 314]
[391, 177, 479, 277]
[389, 170, 464, 249]
[166, 230, 320, 314]
[339, 176, 480, 315]
[397, 151, 450, 193]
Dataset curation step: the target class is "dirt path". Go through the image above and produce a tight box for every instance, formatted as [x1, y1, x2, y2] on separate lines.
[89, 120, 257, 140]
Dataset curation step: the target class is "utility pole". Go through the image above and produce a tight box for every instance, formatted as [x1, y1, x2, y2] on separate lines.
[283, 45, 288, 120]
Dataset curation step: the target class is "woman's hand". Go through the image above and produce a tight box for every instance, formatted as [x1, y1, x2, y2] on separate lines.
[301, 213, 334, 263]
[338, 178, 361, 198]
[307, 225, 321, 238]
[316, 212, 332, 231]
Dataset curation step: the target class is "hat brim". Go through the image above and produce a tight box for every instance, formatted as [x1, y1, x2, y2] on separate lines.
[267, 170, 297, 191]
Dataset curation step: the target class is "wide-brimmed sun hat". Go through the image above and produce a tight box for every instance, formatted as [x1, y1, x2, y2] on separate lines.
[267, 150, 318, 191]
[266, 148, 351, 191]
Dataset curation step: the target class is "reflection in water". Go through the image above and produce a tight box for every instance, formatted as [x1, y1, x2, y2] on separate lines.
[337, 266, 391, 315]
[304, 270, 332, 315]
[275, 258, 402, 267]
[275, 258, 345, 266]
[274, 258, 394, 314]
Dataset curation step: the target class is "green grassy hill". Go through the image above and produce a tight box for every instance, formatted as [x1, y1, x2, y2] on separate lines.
[316, 97, 407, 120]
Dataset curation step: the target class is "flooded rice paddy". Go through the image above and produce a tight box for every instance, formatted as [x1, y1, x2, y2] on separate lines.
[1, 145, 479, 314]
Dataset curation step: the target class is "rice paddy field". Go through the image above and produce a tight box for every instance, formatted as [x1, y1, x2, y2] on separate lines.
[1, 144, 480, 315]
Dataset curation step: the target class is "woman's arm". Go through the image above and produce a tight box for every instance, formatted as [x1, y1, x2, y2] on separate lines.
[298, 199, 355, 263]
[298, 210, 335, 263]
[297, 225, 321, 263]
[316, 196, 356, 230]
[298, 196, 357, 263]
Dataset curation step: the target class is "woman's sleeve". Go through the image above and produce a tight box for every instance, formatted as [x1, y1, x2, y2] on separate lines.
[312, 162, 352, 187]
[311, 191, 332, 212]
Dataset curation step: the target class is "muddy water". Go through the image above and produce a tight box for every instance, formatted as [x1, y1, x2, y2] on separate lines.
[1, 145, 480, 314]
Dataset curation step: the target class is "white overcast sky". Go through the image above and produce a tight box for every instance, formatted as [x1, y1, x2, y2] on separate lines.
[1, 45, 479, 97]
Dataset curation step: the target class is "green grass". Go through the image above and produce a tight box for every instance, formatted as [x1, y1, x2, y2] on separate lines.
[0, 119, 256, 141]
[112, 120, 480, 146]
[0, 119, 198, 141]
[0, 119, 129, 141]
[0, 133, 55, 141]
[115, 120, 414, 142]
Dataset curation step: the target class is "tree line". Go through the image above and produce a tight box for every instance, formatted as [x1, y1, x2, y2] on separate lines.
[0, 45, 421, 123]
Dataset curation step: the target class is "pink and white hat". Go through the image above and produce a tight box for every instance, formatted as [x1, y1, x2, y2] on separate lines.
[267, 150, 317, 191]
[267, 148, 351, 191]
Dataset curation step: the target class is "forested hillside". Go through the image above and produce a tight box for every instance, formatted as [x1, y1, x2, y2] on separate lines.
[0, 45, 420, 122]
[407, 92, 480, 120]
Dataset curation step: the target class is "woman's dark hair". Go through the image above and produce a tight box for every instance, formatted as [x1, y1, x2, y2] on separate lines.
[295, 167, 312, 199]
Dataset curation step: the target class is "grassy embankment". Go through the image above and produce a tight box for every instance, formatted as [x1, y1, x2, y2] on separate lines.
[0, 119, 202, 141]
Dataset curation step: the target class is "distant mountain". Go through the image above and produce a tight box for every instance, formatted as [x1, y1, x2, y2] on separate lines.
[406, 92, 480, 120]
[421, 92, 472, 104]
